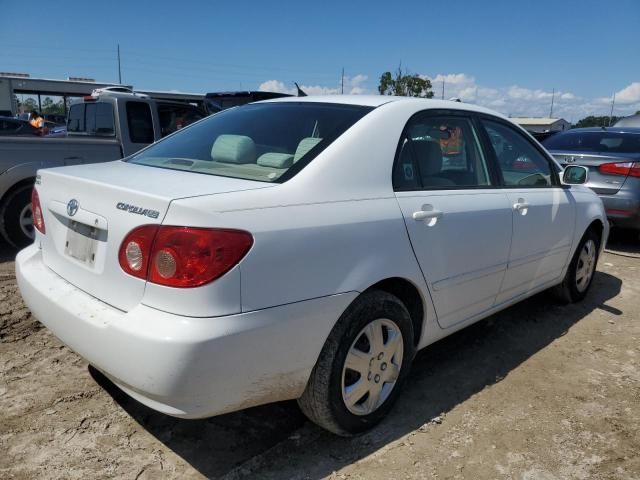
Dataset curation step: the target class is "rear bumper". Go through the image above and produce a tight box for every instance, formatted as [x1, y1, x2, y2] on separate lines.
[599, 189, 640, 230]
[16, 244, 357, 418]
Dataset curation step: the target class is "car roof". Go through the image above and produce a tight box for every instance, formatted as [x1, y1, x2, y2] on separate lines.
[557, 127, 640, 134]
[261, 94, 509, 118]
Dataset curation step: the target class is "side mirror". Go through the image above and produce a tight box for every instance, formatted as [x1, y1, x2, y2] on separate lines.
[562, 165, 588, 185]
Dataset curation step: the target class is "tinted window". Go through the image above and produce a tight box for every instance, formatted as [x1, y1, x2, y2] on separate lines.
[67, 102, 114, 136]
[129, 102, 372, 183]
[158, 104, 204, 137]
[127, 102, 154, 143]
[543, 131, 640, 154]
[67, 104, 85, 133]
[482, 120, 553, 187]
[394, 115, 491, 190]
[0, 119, 20, 132]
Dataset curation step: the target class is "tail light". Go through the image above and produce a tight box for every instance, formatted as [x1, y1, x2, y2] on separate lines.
[599, 161, 640, 178]
[119, 226, 253, 288]
[31, 188, 45, 234]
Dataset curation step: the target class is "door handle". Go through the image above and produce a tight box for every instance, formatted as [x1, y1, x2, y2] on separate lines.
[513, 198, 529, 215]
[412, 205, 443, 226]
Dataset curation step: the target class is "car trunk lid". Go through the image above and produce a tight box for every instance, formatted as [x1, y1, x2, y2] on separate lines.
[37, 160, 272, 311]
[549, 150, 640, 194]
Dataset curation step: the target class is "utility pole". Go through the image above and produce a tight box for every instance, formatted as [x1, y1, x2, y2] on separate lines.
[609, 92, 616, 126]
[341, 67, 344, 94]
[117, 44, 122, 84]
[441, 79, 445, 99]
[549, 88, 555, 118]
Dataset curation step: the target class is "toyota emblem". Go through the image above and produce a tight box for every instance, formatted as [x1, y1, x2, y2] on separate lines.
[67, 199, 79, 217]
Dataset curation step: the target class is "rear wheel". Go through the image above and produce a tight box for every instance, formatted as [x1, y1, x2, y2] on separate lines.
[298, 290, 415, 436]
[0, 184, 34, 248]
[553, 228, 600, 303]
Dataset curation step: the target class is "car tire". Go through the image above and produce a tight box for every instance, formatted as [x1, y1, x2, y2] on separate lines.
[298, 290, 415, 436]
[0, 184, 35, 249]
[552, 228, 600, 304]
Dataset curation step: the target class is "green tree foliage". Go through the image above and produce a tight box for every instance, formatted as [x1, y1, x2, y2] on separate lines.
[575, 115, 621, 128]
[22, 98, 38, 112]
[378, 66, 434, 98]
[41, 97, 65, 115]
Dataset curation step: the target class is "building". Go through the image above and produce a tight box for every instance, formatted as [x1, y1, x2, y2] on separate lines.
[0, 73, 204, 117]
[510, 117, 571, 133]
[614, 114, 640, 128]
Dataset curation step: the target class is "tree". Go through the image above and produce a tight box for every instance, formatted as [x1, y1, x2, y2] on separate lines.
[22, 98, 38, 112]
[41, 97, 65, 115]
[575, 115, 621, 128]
[378, 65, 433, 98]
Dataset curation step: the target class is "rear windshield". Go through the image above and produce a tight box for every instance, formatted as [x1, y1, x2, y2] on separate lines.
[543, 131, 640, 154]
[67, 102, 115, 136]
[128, 102, 373, 183]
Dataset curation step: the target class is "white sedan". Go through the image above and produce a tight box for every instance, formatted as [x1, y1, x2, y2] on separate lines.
[16, 96, 607, 435]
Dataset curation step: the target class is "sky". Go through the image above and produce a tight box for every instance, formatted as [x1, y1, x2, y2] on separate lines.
[1, 0, 639, 121]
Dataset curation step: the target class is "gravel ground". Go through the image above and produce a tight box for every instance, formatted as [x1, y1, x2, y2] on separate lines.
[1, 232, 639, 480]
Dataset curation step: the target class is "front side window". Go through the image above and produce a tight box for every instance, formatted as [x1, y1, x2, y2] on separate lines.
[158, 104, 205, 137]
[394, 114, 491, 190]
[129, 102, 372, 183]
[482, 119, 553, 187]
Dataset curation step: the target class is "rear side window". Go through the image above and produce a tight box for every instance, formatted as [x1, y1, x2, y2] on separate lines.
[157, 104, 205, 137]
[544, 131, 640, 154]
[129, 102, 372, 183]
[394, 114, 492, 190]
[482, 119, 553, 187]
[127, 101, 154, 143]
[67, 102, 115, 136]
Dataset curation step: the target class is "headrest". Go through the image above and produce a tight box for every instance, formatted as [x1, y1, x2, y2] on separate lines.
[211, 134, 256, 164]
[293, 137, 322, 163]
[412, 139, 443, 176]
[257, 153, 294, 169]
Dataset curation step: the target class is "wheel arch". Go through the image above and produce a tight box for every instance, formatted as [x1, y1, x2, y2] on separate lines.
[363, 277, 425, 346]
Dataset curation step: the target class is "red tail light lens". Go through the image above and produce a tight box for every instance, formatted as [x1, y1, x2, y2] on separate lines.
[31, 188, 45, 234]
[118, 226, 253, 288]
[599, 161, 640, 178]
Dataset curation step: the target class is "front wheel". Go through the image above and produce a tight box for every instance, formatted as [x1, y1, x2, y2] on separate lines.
[553, 229, 600, 303]
[298, 290, 415, 436]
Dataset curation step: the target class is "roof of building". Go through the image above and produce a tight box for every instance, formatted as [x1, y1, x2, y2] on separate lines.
[510, 117, 568, 125]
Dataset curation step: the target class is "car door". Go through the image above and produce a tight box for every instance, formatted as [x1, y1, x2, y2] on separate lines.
[478, 117, 576, 304]
[394, 111, 513, 329]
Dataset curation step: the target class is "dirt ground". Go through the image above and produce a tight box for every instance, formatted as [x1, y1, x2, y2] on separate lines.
[1, 232, 639, 480]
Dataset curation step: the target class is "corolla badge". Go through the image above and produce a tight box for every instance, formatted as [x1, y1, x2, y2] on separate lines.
[67, 199, 79, 217]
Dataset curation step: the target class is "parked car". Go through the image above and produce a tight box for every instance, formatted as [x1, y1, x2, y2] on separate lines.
[614, 114, 640, 128]
[543, 127, 640, 231]
[528, 130, 559, 143]
[0, 117, 40, 136]
[0, 91, 206, 247]
[17, 96, 607, 436]
[204, 90, 292, 114]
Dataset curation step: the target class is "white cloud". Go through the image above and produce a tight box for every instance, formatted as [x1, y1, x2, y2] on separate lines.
[614, 82, 640, 104]
[259, 74, 640, 122]
[258, 74, 370, 96]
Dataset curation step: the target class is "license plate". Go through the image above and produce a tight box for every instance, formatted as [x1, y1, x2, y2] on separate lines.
[65, 221, 98, 266]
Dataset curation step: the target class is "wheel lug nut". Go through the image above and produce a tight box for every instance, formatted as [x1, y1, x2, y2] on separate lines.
[367, 372, 372, 381]
[381, 362, 387, 371]
[378, 352, 384, 360]
[374, 374, 380, 383]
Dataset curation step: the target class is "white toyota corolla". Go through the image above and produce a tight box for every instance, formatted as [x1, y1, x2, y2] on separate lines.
[17, 96, 607, 435]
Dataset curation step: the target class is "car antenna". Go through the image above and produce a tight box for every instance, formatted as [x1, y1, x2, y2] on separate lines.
[294, 82, 307, 97]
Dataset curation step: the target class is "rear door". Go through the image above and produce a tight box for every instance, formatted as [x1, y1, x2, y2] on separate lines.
[394, 110, 512, 329]
[479, 117, 575, 304]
